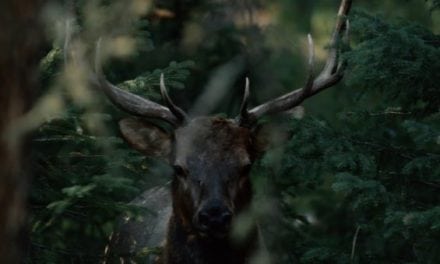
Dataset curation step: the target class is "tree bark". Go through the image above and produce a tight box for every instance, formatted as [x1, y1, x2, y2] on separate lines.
[0, 1, 43, 263]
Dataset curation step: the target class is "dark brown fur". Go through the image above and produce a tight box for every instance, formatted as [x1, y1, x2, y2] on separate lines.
[160, 117, 258, 264]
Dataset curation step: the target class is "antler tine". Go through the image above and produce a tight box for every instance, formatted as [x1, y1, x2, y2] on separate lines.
[344, 19, 350, 45]
[160, 73, 188, 124]
[239, 0, 352, 126]
[237, 77, 250, 125]
[320, 0, 351, 78]
[302, 34, 315, 97]
[91, 39, 179, 126]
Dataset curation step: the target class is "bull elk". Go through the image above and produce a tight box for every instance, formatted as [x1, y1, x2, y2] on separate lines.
[66, 0, 352, 263]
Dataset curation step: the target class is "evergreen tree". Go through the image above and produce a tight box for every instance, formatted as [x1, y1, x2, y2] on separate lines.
[257, 7, 440, 264]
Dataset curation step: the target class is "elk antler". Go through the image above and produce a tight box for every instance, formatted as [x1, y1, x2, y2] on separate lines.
[160, 73, 189, 123]
[93, 39, 186, 126]
[238, 0, 352, 126]
[237, 77, 250, 124]
[64, 17, 186, 127]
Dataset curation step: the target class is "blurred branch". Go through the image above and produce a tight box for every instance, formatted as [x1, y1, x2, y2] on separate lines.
[0, 0, 43, 263]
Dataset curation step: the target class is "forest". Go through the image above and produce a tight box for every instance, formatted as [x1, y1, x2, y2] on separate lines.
[0, 0, 439, 263]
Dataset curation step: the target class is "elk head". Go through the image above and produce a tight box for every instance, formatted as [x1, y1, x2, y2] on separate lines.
[68, 0, 352, 240]
[113, 78, 257, 238]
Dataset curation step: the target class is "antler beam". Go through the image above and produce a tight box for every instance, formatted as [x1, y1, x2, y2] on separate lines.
[93, 40, 181, 126]
[239, 0, 352, 126]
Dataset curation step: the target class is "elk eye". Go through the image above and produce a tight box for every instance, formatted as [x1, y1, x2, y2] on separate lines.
[173, 165, 187, 178]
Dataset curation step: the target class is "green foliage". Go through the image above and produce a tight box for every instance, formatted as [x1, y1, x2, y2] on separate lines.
[259, 113, 439, 263]
[29, 4, 193, 260]
[29, 45, 193, 260]
[119, 60, 195, 100]
[344, 10, 440, 114]
[256, 8, 440, 264]
[29, 106, 170, 262]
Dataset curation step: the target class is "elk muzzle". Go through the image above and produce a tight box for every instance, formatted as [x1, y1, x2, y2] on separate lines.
[195, 199, 232, 238]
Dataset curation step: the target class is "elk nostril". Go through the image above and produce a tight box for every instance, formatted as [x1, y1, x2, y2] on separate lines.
[198, 211, 210, 228]
[197, 208, 232, 232]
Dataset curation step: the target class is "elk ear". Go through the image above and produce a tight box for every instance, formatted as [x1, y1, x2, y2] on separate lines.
[118, 117, 173, 161]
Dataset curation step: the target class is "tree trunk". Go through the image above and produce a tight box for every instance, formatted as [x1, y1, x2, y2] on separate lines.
[0, 1, 43, 263]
